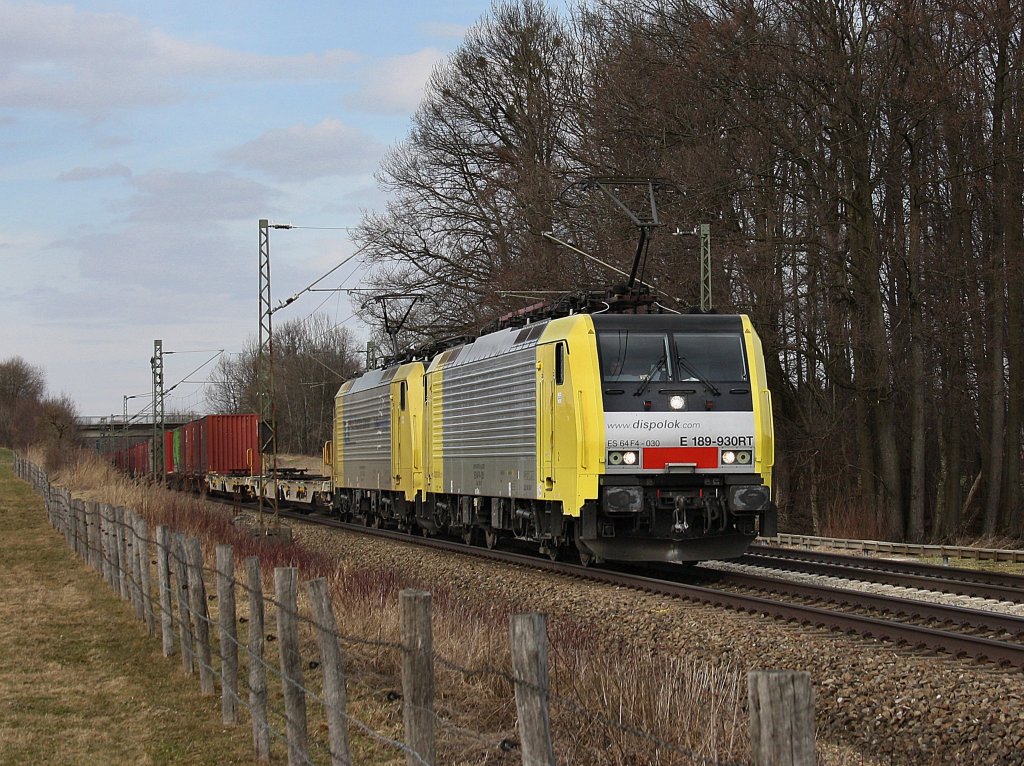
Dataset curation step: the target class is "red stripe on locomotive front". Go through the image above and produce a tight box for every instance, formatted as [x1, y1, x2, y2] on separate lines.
[642, 447, 719, 470]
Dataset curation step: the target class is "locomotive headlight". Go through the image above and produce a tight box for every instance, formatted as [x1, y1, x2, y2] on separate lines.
[608, 451, 623, 465]
[736, 450, 752, 464]
[621, 450, 639, 466]
[669, 395, 686, 411]
[721, 450, 737, 465]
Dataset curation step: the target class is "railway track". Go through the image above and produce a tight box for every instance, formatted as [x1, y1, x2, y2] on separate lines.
[742, 544, 1024, 603]
[691, 568, 1024, 638]
[244, 504, 1024, 669]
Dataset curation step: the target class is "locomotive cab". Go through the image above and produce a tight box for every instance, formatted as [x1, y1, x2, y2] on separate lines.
[578, 313, 776, 564]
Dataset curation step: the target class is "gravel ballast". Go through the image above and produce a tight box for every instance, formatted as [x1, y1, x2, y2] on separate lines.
[283, 518, 1024, 765]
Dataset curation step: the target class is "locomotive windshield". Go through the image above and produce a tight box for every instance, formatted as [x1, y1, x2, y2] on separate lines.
[598, 332, 671, 382]
[598, 330, 747, 382]
[673, 333, 747, 381]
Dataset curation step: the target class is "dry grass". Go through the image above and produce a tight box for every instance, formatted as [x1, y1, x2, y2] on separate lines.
[31, 448, 749, 765]
[0, 448, 255, 765]
[818, 500, 889, 541]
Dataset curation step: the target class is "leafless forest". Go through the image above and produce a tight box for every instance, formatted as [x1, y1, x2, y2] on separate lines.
[206, 315, 363, 456]
[351, 0, 1024, 543]
[0, 357, 79, 467]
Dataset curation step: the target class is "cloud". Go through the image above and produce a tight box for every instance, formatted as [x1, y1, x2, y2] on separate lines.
[121, 169, 280, 224]
[0, 1, 359, 116]
[420, 22, 471, 39]
[345, 48, 446, 114]
[222, 120, 384, 181]
[44, 169, 281, 301]
[58, 163, 133, 182]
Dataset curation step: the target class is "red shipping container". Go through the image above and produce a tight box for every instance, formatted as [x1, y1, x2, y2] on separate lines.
[164, 430, 174, 476]
[182, 420, 198, 475]
[130, 440, 151, 476]
[198, 414, 261, 475]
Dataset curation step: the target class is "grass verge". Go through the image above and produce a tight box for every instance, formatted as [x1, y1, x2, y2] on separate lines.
[0, 447, 258, 765]
[20, 446, 752, 765]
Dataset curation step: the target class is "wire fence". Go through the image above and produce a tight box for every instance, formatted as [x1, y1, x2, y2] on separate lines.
[12, 455, 817, 766]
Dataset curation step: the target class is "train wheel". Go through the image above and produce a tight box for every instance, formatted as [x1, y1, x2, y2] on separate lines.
[484, 528, 499, 550]
[461, 527, 475, 546]
[546, 543, 561, 562]
[578, 549, 593, 567]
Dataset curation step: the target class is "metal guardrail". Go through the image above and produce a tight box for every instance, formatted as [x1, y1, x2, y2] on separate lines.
[759, 533, 1024, 564]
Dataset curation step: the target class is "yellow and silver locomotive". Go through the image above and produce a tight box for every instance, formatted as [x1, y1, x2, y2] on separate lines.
[331, 305, 775, 564]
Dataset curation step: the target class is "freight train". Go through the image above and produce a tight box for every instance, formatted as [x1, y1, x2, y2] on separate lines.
[109, 294, 776, 564]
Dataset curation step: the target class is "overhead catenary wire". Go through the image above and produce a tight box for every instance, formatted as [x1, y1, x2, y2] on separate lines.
[163, 350, 224, 397]
[272, 243, 370, 315]
[122, 351, 223, 425]
[541, 231, 683, 305]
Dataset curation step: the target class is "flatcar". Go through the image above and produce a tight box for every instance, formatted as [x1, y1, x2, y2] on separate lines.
[332, 309, 775, 564]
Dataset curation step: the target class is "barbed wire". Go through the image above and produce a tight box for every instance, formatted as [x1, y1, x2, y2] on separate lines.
[16, 466, 470, 766]
[16, 456, 751, 766]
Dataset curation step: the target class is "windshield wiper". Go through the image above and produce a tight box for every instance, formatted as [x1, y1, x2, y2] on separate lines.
[634, 355, 667, 397]
[677, 356, 721, 396]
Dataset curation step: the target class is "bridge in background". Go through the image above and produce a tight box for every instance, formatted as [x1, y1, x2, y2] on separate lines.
[77, 416, 192, 452]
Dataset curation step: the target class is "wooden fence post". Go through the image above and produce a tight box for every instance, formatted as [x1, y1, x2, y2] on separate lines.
[510, 612, 555, 766]
[156, 525, 176, 657]
[275, 567, 309, 766]
[400, 589, 435, 766]
[78, 500, 89, 561]
[216, 545, 239, 725]
[60, 489, 72, 545]
[172, 532, 195, 674]
[116, 507, 130, 599]
[73, 500, 85, 559]
[748, 670, 816, 766]
[49, 482, 58, 528]
[306, 577, 351, 766]
[128, 511, 145, 620]
[247, 556, 270, 762]
[187, 536, 215, 695]
[137, 516, 155, 635]
[109, 506, 122, 593]
[100, 504, 112, 587]
[67, 498, 76, 555]
[86, 501, 101, 572]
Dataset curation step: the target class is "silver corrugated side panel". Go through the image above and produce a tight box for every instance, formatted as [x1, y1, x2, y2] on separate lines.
[341, 384, 391, 490]
[441, 347, 537, 498]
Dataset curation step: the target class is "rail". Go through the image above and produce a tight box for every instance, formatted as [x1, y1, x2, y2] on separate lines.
[267, 509, 1024, 669]
[760, 533, 1024, 564]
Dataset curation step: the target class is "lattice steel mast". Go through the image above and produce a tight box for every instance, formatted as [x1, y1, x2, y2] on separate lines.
[150, 339, 165, 481]
[699, 223, 712, 312]
[258, 219, 279, 521]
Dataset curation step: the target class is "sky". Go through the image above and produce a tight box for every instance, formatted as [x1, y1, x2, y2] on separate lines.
[0, 0, 522, 420]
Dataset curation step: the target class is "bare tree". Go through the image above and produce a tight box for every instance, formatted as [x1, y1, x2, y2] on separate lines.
[0, 356, 81, 468]
[357, 0, 580, 343]
[206, 314, 362, 455]
[0, 356, 46, 448]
